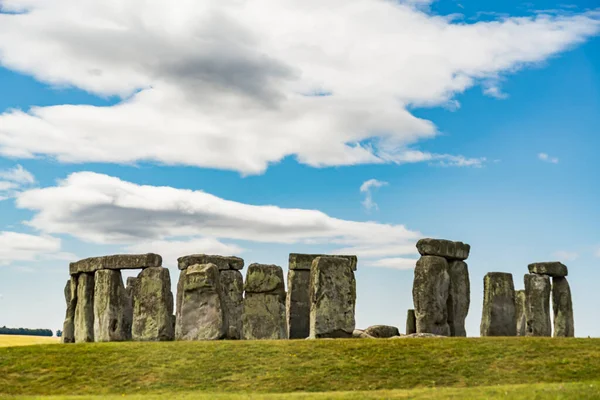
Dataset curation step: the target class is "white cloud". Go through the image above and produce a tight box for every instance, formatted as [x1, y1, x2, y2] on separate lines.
[360, 179, 388, 211]
[553, 250, 578, 261]
[366, 257, 419, 270]
[15, 172, 422, 266]
[0, 164, 35, 200]
[0, 2, 597, 174]
[0, 231, 70, 266]
[538, 153, 559, 163]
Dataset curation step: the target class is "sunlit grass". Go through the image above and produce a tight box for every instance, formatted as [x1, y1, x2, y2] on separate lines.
[0, 335, 59, 348]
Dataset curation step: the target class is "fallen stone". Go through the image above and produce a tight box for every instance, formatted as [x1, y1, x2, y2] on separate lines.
[447, 260, 470, 337]
[178, 254, 244, 271]
[391, 333, 446, 339]
[61, 277, 77, 343]
[364, 325, 400, 338]
[524, 273, 551, 337]
[515, 290, 526, 337]
[132, 267, 174, 341]
[219, 270, 244, 340]
[352, 329, 375, 339]
[94, 269, 132, 342]
[309, 257, 356, 339]
[528, 262, 568, 278]
[176, 264, 226, 341]
[69, 253, 162, 275]
[412, 256, 450, 336]
[74, 273, 95, 343]
[406, 309, 416, 335]
[480, 272, 516, 337]
[244, 264, 285, 297]
[289, 253, 358, 271]
[416, 238, 470, 261]
[552, 277, 574, 337]
[286, 269, 311, 339]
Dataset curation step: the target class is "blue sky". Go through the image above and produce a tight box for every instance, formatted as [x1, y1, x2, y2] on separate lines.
[0, 0, 599, 337]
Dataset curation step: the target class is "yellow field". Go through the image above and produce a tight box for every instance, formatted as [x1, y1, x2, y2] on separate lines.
[0, 334, 59, 347]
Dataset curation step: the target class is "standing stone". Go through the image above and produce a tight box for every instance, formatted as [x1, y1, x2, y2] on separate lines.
[552, 277, 574, 337]
[242, 264, 286, 340]
[286, 269, 311, 339]
[219, 270, 243, 340]
[524, 273, 551, 337]
[74, 273, 95, 343]
[61, 277, 77, 343]
[309, 257, 356, 338]
[515, 290, 526, 337]
[412, 256, 450, 336]
[176, 264, 226, 341]
[175, 269, 186, 328]
[93, 269, 132, 342]
[132, 267, 174, 341]
[406, 309, 416, 335]
[126, 277, 138, 298]
[480, 272, 516, 337]
[447, 260, 470, 337]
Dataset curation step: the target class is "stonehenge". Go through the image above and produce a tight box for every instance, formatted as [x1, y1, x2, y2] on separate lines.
[94, 269, 132, 342]
[132, 267, 174, 341]
[406, 309, 416, 335]
[552, 277, 574, 337]
[515, 290, 526, 336]
[523, 273, 551, 337]
[61, 277, 77, 343]
[480, 272, 516, 336]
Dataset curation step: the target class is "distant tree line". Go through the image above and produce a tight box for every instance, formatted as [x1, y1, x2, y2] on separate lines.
[0, 326, 54, 337]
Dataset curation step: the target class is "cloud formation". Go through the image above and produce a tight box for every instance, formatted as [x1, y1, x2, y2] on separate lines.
[0, 231, 72, 266]
[360, 179, 388, 211]
[0, 1, 597, 174]
[0, 164, 35, 200]
[538, 153, 559, 164]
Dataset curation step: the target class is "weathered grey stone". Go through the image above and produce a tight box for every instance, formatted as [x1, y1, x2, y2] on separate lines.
[69, 253, 162, 275]
[289, 253, 358, 271]
[364, 325, 400, 338]
[406, 309, 416, 335]
[219, 270, 243, 340]
[524, 273, 551, 337]
[176, 264, 226, 341]
[412, 256, 450, 336]
[352, 329, 375, 339]
[392, 333, 446, 339]
[416, 238, 470, 261]
[93, 269, 132, 342]
[74, 273, 95, 343]
[515, 290, 526, 337]
[178, 254, 244, 271]
[286, 269, 311, 339]
[447, 260, 470, 337]
[552, 277, 574, 337]
[132, 267, 174, 341]
[61, 277, 77, 343]
[242, 293, 287, 340]
[309, 257, 356, 339]
[244, 264, 285, 297]
[480, 272, 516, 337]
[175, 269, 186, 328]
[528, 262, 568, 278]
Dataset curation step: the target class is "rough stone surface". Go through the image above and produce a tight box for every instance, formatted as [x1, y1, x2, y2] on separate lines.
[61, 277, 77, 343]
[286, 269, 311, 339]
[69, 253, 162, 275]
[412, 256, 450, 336]
[447, 260, 470, 337]
[244, 264, 285, 297]
[175, 269, 186, 328]
[528, 262, 568, 278]
[309, 257, 356, 339]
[406, 309, 416, 335]
[480, 272, 516, 337]
[289, 253, 358, 271]
[178, 254, 244, 271]
[219, 270, 244, 340]
[94, 269, 132, 342]
[515, 290, 526, 337]
[74, 273, 95, 343]
[176, 264, 226, 341]
[364, 325, 400, 338]
[416, 238, 470, 261]
[391, 333, 446, 339]
[552, 277, 574, 337]
[352, 329, 375, 339]
[242, 293, 287, 340]
[132, 267, 174, 341]
[524, 273, 551, 337]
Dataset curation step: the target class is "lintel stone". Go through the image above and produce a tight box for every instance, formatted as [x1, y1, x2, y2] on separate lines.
[289, 253, 357, 271]
[69, 253, 162, 275]
[177, 254, 244, 271]
[416, 238, 470, 261]
[527, 262, 568, 278]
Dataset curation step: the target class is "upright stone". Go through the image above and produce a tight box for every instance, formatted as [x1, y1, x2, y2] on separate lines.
[219, 270, 244, 339]
[132, 267, 174, 341]
[126, 277, 138, 298]
[242, 264, 286, 340]
[74, 273, 95, 343]
[480, 272, 516, 336]
[552, 277, 574, 337]
[447, 260, 470, 337]
[93, 269, 132, 342]
[309, 257, 356, 338]
[524, 273, 551, 337]
[515, 290, 526, 337]
[286, 269, 311, 339]
[176, 264, 226, 341]
[61, 277, 77, 343]
[406, 309, 416, 335]
[412, 256, 450, 336]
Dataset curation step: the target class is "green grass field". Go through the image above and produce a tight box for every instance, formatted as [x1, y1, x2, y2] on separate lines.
[1, 337, 599, 399]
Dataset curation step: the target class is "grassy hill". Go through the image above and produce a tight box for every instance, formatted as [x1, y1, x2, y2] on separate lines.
[1, 337, 599, 399]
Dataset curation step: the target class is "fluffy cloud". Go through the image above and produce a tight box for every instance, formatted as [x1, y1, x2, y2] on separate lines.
[360, 179, 388, 211]
[0, 231, 72, 266]
[0, 1, 597, 174]
[367, 257, 419, 270]
[0, 164, 35, 200]
[538, 153, 559, 164]
[15, 172, 422, 265]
